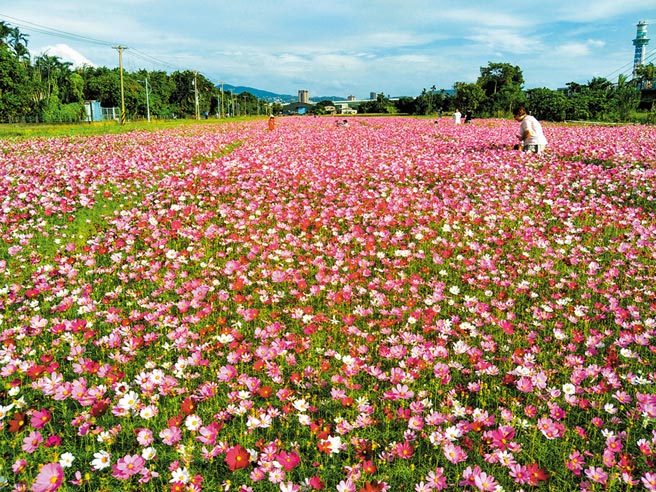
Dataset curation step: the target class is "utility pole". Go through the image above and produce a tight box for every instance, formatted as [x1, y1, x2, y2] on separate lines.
[220, 82, 224, 118]
[142, 78, 151, 122]
[113, 45, 128, 124]
[193, 71, 200, 120]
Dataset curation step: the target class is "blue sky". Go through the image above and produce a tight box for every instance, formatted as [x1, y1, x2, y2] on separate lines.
[2, 0, 655, 99]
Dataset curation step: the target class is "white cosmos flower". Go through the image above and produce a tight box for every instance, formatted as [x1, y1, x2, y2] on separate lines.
[185, 414, 203, 431]
[562, 383, 576, 395]
[142, 447, 157, 460]
[117, 391, 140, 410]
[59, 452, 75, 468]
[91, 450, 111, 470]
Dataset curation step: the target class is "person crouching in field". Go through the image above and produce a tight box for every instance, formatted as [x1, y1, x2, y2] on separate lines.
[513, 106, 547, 153]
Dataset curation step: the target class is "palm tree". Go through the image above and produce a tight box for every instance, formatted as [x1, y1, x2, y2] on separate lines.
[0, 21, 12, 43]
[0, 22, 29, 60]
[33, 54, 73, 105]
[8, 26, 30, 61]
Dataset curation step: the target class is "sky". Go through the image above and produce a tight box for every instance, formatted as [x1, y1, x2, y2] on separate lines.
[2, 0, 655, 99]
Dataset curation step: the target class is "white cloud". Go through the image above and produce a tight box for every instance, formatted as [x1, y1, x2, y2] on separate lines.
[466, 29, 543, 54]
[554, 39, 606, 57]
[551, 0, 656, 22]
[35, 44, 95, 67]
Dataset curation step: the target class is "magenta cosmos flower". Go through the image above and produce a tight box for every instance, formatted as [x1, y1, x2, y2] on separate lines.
[31, 463, 63, 492]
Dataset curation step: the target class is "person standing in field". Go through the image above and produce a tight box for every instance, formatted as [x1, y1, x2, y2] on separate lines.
[453, 108, 461, 125]
[268, 115, 275, 131]
[513, 106, 547, 153]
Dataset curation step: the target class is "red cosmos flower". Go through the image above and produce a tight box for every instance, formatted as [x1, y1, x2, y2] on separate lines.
[180, 397, 196, 415]
[26, 364, 46, 379]
[317, 439, 332, 454]
[310, 420, 331, 440]
[359, 480, 385, 492]
[225, 444, 250, 471]
[309, 476, 325, 490]
[362, 460, 376, 474]
[257, 385, 273, 398]
[170, 482, 185, 492]
[526, 463, 549, 485]
[341, 397, 354, 407]
[276, 450, 301, 471]
[8, 412, 26, 433]
[354, 440, 374, 461]
[90, 399, 109, 418]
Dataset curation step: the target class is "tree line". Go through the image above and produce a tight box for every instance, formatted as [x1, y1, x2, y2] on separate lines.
[1, 21, 655, 123]
[352, 62, 655, 122]
[0, 22, 271, 123]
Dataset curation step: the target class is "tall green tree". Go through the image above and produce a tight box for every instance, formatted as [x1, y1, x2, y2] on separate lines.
[477, 62, 524, 115]
[452, 82, 486, 115]
[0, 43, 32, 120]
[169, 70, 216, 117]
[525, 88, 568, 121]
[358, 93, 395, 114]
[79, 66, 121, 106]
[634, 62, 655, 89]
[612, 74, 640, 122]
[33, 54, 73, 105]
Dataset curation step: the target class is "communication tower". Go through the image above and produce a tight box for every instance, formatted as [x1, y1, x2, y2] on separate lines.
[633, 21, 650, 74]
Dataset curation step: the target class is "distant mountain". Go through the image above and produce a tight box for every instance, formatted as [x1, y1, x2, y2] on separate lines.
[218, 83, 346, 103]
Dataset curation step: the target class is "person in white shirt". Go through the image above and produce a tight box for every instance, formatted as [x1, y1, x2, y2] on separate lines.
[513, 106, 547, 153]
[453, 109, 462, 125]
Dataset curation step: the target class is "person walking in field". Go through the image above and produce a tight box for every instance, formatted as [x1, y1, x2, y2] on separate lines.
[513, 106, 547, 153]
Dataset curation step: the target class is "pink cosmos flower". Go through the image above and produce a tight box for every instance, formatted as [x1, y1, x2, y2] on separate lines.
[426, 467, 447, 490]
[112, 454, 145, 480]
[567, 450, 585, 475]
[395, 441, 414, 459]
[22, 430, 44, 453]
[642, 472, 656, 491]
[30, 409, 52, 429]
[443, 442, 467, 464]
[485, 425, 515, 450]
[31, 462, 63, 492]
[280, 482, 300, 492]
[509, 463, 532, 485]
[13, 459, 27, 474]
[473, 471, 499, 492]
[160, 425, 182, 446]
[585, 466, 608, 484]
[515, 376, 533, 393]
[136, 428, 154, 446]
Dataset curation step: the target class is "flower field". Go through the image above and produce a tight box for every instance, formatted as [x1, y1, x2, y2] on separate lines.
[0, 116, 655, 492]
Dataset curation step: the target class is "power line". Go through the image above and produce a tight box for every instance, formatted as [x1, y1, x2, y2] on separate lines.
[128, 48, 184, 72]
[0, 13, 196, 75]
[602, 48, 655, 81]
[0, 13, 115, 47]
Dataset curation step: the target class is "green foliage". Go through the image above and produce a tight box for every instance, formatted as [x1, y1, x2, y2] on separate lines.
[358, 93, 397, 114]
[452, 82, 486, 115]
[612, 74, 641, 122]
[476, 62, 525, 116]
[0, 44, 32, 120]
[41, 98, 86, 123]
[526, 88, 568, 121]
